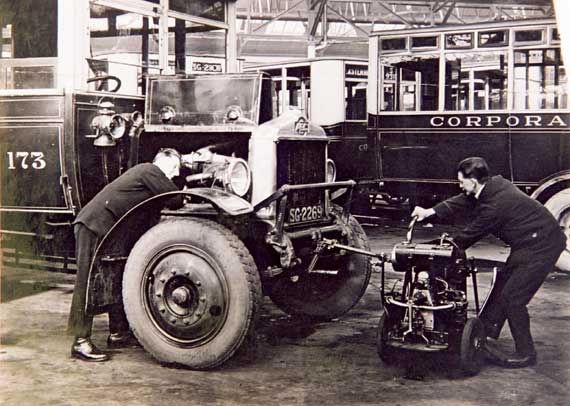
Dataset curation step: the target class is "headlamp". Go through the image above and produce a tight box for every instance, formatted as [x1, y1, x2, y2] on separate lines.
[225, 105, 242, 122]
[160, 105, 176, 123]
[87, 101, 127, 147]
[222, 158, 251, 197]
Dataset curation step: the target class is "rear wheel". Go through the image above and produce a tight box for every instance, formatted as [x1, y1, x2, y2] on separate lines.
[122, 218, 261, 370]
[268, 209, 371, 320]
[460, 317, 485, 376]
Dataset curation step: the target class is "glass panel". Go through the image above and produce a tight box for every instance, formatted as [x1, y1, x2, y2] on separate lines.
[514, 30, 544, 43]
[9, 66, 55, 89]
[170, 0, 225, 22]
[267, 66, 310, 117]
[0, 0, 57, 89]
[168, 16, 226, 74]
[445, 33, 473, 49]
[445, 51, 507, 111]
[411, 36, 438, 49]
[149, 75, 261, 125]
[345, 81, 367, 120]
[0, 0, 57, 58]
[380, 55, 439, 112]
[89, 3, 162, 95]
[479, 30, 508, 47]
[381, 38, 407, 51]
[513, 48, 568, 110]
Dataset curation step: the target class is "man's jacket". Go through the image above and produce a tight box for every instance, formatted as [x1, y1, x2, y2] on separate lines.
[433, 175, 566, 255]
[75, 163, 182, 237]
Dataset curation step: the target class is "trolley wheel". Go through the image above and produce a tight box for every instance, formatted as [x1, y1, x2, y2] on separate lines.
[460, 317, 485, 376]
[376, 312, 394, 364]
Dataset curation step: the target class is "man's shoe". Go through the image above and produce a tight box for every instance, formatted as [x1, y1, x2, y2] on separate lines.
[482, 339, 509, 366]
[107, 331, 141, 349]
[503, 353, 537, 369]
[71, 337, 109, 362]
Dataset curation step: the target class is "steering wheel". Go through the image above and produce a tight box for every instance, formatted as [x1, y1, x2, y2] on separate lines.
[87, 75, 122, 93]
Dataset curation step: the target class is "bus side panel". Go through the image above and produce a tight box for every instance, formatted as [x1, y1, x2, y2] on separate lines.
[377, 130, 512, 182]
[511, 132, 570, 183]
[326, 122, 375, 181]
[0, 95, 68, 214]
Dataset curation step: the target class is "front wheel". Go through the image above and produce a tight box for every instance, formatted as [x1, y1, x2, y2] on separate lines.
[459, 317, 485, 376]
[122, 218, 262, 370]
[268, 209, 372, 319]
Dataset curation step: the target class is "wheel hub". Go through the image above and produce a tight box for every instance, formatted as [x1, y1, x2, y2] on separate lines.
[171, 286, 192, 307]
[144, 249, 229, 345]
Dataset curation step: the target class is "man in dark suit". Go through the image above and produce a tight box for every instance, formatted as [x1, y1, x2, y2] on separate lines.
[412, 157, 566, 368]
[68, 148, 184, 362]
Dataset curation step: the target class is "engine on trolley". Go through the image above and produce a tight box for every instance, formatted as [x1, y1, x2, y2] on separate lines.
[377, 219, 485, 375]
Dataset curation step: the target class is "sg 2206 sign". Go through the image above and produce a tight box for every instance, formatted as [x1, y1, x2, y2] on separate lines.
[6, 152, 47, 169]
[288, 204, 324, 224]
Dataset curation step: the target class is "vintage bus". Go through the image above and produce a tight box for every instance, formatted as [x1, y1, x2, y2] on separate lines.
[0, 0, 372, 369]
[0, 0, 237, 255]
[367, 17, 570, 268]
[244, 58, 374, 194]
[367, 20, 570, 266]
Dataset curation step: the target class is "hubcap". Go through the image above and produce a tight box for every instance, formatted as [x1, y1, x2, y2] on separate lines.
[143, 246, 229, 346]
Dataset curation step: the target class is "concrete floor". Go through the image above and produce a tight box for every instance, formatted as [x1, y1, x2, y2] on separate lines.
[1, 219, 569, 406]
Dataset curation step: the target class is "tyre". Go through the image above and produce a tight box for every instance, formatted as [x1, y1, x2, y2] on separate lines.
[459, 317, 485, 376]
[544, 190, 570, 272]
[268, 208, 371, 319]
[376, 312, 394, 363]
[122, 218, 262, 370]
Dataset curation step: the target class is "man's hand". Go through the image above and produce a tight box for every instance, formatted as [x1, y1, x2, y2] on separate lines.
[411, 206, 436, 222]
[181, 153, 195, 167]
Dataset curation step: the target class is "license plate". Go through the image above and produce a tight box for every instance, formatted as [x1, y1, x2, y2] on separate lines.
[288, 204, 324, 224]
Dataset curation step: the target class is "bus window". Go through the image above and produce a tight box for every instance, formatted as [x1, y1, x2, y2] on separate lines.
[445, 51, 507, 111]
[271, 78, 309, 116]
[270, 69, 310, 117]
[514, 48, 568, 110]
[0, 0, 57, 89]
[345, 81, 367, 120]
[89, 3, 162, 95]
[380, 55, 439, 112]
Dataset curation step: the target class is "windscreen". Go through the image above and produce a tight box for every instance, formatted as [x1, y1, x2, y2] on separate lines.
[148, 75, 261, 126]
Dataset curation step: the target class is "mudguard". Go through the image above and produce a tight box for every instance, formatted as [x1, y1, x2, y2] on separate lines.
[530, 170, 570, 204]
[84, 189, 253, 314]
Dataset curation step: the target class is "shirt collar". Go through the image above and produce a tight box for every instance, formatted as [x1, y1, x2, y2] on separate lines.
[475, 184, 485, 199]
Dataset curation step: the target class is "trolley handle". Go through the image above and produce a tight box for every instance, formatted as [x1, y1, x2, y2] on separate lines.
[405, 216, 418, 244]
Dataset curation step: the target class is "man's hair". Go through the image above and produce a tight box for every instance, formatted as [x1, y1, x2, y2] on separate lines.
[153, 148, 181, 164]
[457, 157, 490, 183]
